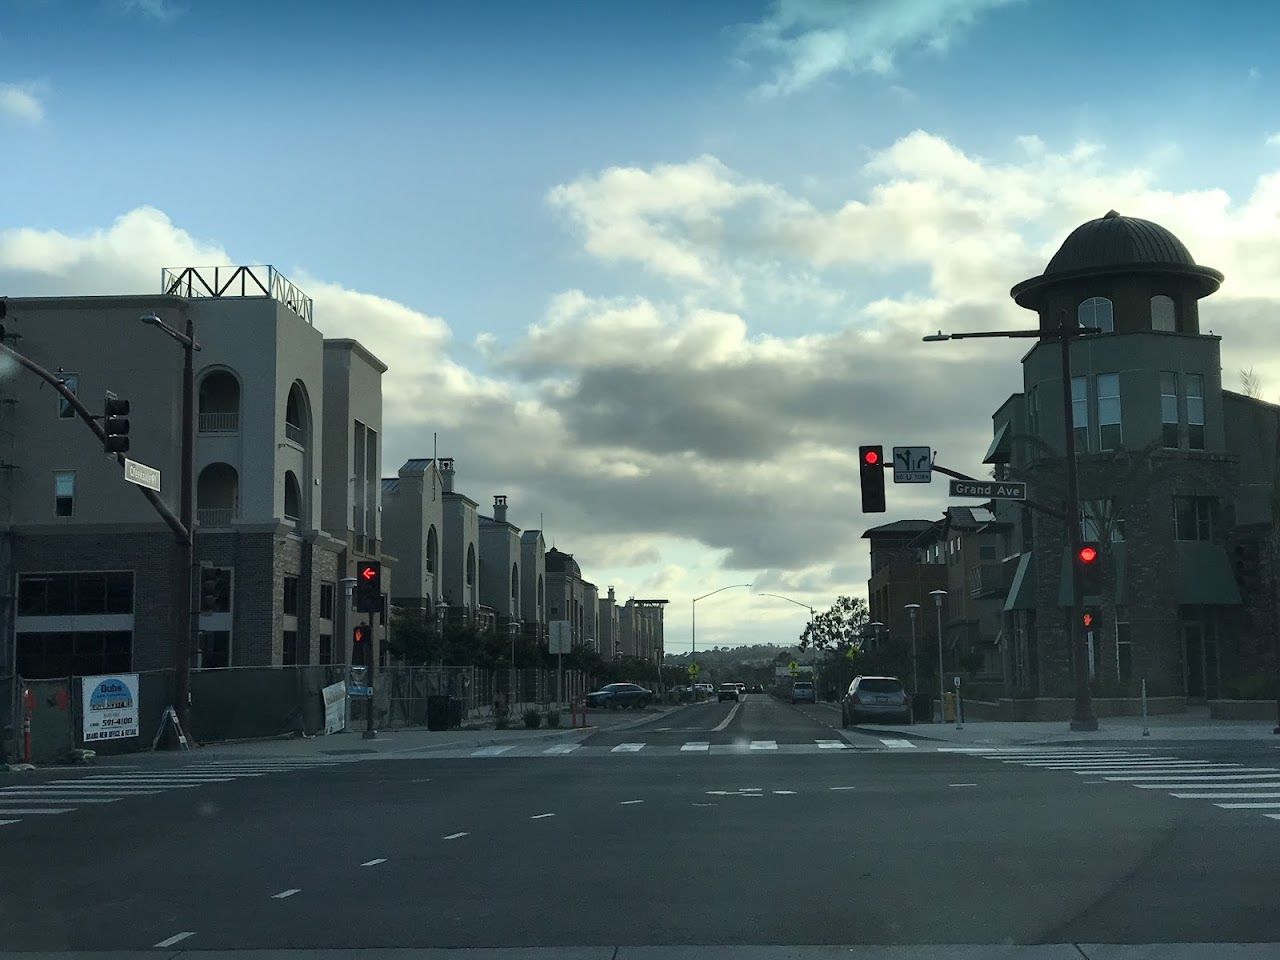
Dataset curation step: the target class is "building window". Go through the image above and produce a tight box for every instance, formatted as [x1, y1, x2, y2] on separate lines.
[18, 571, 134, 616]
[319, 633, 333, 665]
[1071, 376, 1089, 452]
[1097, 373, 1121, 451]
[1173, 496, 1213, 542]
[426, 526, 438, 574]
[201, 631, 230, 669]
[1151, 295, 1176, 332]
[284, 470, 301, 522]
[16, 630, 132, 679]
[54, 471, 75, 517]
[57, 373, 78, 418]
[282, 630, 298, 665]
[200, 568, 232, 613]
[1187, 374, 1205, 450]
[466, 544, 476, 586]
[320, 582, 335, 621]
[1078, 297, 1114, 334]
[283, 576, 299, 616]
[1115, 620, 1132, 683]
[1160, 372, 1179, 448]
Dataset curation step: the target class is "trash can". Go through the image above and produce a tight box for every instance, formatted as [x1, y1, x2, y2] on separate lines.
[426, 695, 449, 732]
[911, 693, 933, 723]
[446, 697, 463, 730]
[943, 692, 956, 723]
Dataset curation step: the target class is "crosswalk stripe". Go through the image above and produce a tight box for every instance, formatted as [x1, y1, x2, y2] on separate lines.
[880, 739, 916, 749]
[542, 744, 579, 755]
[1066, 766, 1250, 775]
[681, 742, 710, 752]
[0, 808, 73, 814]
[816, 740, 848, 749]
[2, 786, 161, 794]
[0, 820, 19, 826]
[51, 780, 201, 789]
[471, 746, 513, 757]
[1011, 757, 1177, 764]
[1174, 793, 1280, 799]
[1133, 781, 1280, 789]
[0, 797, 118, 805]
[1103, 770, 1278, 780]
[749, 741, 778, 750]
[1216, 802, 1280, 809]
[83, 774, 239, 781]
[611, 743, 645, 753]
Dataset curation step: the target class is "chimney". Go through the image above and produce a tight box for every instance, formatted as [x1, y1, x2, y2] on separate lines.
[493, 495, 508, 523]
[439, 458, 455, 493]
[608, 586, 615, 603]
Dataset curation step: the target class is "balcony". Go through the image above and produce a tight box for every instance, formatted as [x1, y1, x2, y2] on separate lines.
[967, 563, 1007, 600]
[285, 421, 305, 445]
[198, 508, 235, 528]
[199, 411, 240, 434]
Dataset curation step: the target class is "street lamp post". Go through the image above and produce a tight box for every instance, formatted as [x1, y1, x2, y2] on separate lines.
[139, 312, 200, 741]
[508, 620, 520, 712]
[756, 591, 816, 691]
[923, 319, 1099, 732]
[340, 576, 357, 726]
[692, 584, 752, 695]
[905, 603, 921, 694]
[930, 589, 947, 724]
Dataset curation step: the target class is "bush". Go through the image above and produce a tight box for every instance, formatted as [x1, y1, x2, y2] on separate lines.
[495, 715, 510, 730]
[523, 708, 543, 729]
[545, 709, 561, 728]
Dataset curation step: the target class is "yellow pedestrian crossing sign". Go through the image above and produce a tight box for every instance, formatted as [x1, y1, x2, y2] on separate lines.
[788, 661, 798, 676]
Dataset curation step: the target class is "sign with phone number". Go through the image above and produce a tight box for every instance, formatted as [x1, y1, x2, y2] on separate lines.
[81, 674, 140, 742]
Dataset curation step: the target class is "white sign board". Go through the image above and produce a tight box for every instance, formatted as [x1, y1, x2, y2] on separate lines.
[892, 446, 932, 483]
[549, 620, 572, 654]
[123, 458, 161, 493]
[81, 673, 140, 742]
[321, 681, 347, 735]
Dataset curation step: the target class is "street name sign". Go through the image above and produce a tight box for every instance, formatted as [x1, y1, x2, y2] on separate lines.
[123, 458, 161, 492]
[892, 446, 932, 483]
[948, 479, 1027, 500]
[549, 619, 572, 654]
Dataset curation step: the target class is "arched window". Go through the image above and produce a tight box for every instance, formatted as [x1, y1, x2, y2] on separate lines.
[1151, 295, 1176, 332]
[197, 463, 239, 528]
[511, 563, 519, 606]
[466, 544, 475, 587]
[198, 370, 240, 433]
[283, 470, 301, 522]
[285, 382, 308, 445]
[1078, 297, 1114, 334]
[426, 526, 438, 574]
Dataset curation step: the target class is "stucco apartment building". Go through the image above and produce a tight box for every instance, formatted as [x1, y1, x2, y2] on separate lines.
[1, 266, 391, 687]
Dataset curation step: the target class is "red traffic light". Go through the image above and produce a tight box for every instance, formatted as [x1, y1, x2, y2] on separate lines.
[1077, 545, 1098, 564]
[359, 564, 377, 581]
[1082, 612, 1094, 628]
[863, 449, 879, 465]
[353, 626, 365, 643]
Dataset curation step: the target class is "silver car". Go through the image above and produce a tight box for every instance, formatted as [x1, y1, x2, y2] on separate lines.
[790, 680, 816, 704]
[841, 675, 912, 726]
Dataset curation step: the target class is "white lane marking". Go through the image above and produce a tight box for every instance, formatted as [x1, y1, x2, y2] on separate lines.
[772, 790, 796, 795]
[443, 831, 468, 840]
[78, 776, 236, 783]
[1134, 781, 1280, 789]
[1, 788, 161, 795]
[830, 786, 857, 791]
[1106, 771, 1280, 780]
[543, 744, 579, 755]
[749, 740, 778, 751]
[950, 783, 978, 787]
[49, 780, 199, 789]
[705, 790, 730, 796]
[681, 742, 710, 752]
[0, 797, 119, 805]
[620, 799, 644, 805]
[1009, 757, 1173, 765]
[816, 740, 848, 749]
[712, 701, 741, 733]
[741, 787, 762, 792]
[611, 743, 645, 753]
[1175, 792, 1280, 799]
[471, 746, 513, 757]
[361, 858, 387, 867]
[880, 739, 916, 749]
[0, 820, 19, 826]
[1015, 759, 1204, 767]
[0, 808, 72, 814]
[1217, 802, 1280, 809]
[936, 747, 990, 752]
[530, 813, 555, 819]
[1267, 814, 1280, 820]
[271, 889, 301, 899]
[153, 931, 196, 948]
[692, 802, 715, 807]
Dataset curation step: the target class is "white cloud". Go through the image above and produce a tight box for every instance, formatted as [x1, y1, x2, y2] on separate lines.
[739, 0, 1022, 97]
[112, 0, 184, 21]
[1266, 132, 1280, 147]
[0, 83, 45, 123]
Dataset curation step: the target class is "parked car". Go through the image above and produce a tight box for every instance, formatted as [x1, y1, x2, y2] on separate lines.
[695, 682, 715, 698]
[585, 683, 654, 710]
[734, 682, 747, 694]
[790, 680, 816, 704]
[841, 676, 912, 726]
[717, 682, 742, 702]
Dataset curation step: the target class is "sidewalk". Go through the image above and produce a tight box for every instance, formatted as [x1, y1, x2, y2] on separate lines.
[816, 701, 1280, 745]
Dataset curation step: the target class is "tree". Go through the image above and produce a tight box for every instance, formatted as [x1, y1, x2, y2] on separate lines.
[387, 606, 437, 665]
[799, 596, 869, 654]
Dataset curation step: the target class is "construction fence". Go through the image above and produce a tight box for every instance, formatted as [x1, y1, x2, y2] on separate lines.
[8, 664, 598, 765]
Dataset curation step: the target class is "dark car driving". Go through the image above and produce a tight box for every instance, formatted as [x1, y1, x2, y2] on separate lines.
[585, 683, 654, 710]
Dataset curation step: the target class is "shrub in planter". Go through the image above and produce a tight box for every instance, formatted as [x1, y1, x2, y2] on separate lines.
[523, 708, 543, 729]
[545, 709, 561, 728]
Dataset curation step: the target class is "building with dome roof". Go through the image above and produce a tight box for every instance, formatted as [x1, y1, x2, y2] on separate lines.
[955, 210, 1280, 715]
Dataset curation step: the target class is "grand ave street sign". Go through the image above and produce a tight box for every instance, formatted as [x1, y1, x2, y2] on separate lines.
[948, 479, 1027, 501]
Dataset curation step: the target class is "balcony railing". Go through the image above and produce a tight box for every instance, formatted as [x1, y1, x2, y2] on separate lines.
[284, 422, 305, 445]
[197, 508, 236, 528]
[199, 411, 240, 434]
[162, 265, 313, 325]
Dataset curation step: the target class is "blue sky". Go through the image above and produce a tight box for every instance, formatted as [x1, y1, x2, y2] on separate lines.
[5, 0, 1280, 649]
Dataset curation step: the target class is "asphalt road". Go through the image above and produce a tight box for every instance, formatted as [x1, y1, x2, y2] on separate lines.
[3, 694, 1280, 959]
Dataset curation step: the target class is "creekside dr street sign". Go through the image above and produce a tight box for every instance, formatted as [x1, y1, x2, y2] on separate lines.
[123, 458, 160, 493]
[948, 478, 1027, 501]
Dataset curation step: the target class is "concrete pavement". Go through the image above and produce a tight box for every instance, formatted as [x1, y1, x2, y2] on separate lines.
[2, 695, 1279, 954]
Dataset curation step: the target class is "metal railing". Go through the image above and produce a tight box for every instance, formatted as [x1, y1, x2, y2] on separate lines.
[284, 422, 305, 445]
[197, 508, 235, 528]
[162, 265, 314, 325]
[198, 411, 239, 433]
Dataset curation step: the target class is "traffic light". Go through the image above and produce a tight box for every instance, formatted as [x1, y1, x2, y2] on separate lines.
[859, 445, 885, 513]
[354, 560, 381, 612]
[1076, 541, 1101, 598]
[1081, 608, 1103, 632]
[103, 391, 130, 453]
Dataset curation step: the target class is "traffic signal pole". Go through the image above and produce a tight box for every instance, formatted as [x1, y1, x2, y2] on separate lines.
[365, 609, 377, 739]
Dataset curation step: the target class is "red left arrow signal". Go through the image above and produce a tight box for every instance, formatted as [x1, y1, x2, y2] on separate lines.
[360, 566, 376, 581]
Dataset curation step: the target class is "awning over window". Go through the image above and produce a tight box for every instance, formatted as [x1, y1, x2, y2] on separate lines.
[983, 422, 1012, 465]
[1003, 552, 1035, 612]
[1175, 542, 1243, 606]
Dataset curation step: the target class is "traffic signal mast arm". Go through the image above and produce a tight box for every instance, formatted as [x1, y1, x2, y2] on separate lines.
[0, 340, 189, 543]
[929, 459, 1065, 522]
